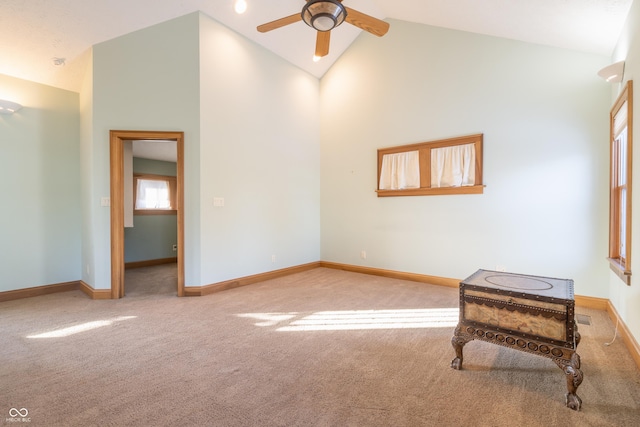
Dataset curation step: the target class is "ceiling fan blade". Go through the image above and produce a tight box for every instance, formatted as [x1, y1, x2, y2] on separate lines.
[257, 13, 302, 33]
[344, 7, 389, 37]
[315, 31, 330, 57]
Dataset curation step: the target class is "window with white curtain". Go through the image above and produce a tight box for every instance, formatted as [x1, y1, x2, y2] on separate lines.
[377, 134, 483, 197]
[608, 80, 633, 285]
[134, 174, 177, 214]
[431, 143, 476, 188]
[379, 150, 420, 190]
[136, 179, 170, 209]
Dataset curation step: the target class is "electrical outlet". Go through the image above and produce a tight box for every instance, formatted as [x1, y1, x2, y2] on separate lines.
[271, 254, 276, 263]
[213, 197, 225, 207]
[361, 250, 367, 259]
[172, 244, 177, 252]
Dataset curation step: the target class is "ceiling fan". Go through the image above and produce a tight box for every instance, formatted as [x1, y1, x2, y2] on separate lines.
[257, 0, 390, 58]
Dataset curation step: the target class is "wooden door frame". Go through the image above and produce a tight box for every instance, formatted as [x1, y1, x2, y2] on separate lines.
[110, 130, 185, 298]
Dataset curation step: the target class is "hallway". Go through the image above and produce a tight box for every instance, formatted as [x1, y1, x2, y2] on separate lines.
[124, 263, 177, 297]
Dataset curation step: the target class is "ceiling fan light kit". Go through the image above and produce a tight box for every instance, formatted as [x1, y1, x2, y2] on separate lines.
[302, 0, 347, 32]
[257, 0, 389, 58]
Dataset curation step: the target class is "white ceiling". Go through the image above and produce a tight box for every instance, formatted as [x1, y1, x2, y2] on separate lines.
[0, 0, 633, 94]
[132, 140, 177, 163]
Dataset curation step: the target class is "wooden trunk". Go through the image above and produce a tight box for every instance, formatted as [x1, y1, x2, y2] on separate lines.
[451, 269, 583, 410]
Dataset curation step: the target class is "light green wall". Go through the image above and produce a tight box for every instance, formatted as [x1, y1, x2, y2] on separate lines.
[320, 19, 611, 298]
[124, 158, 178, 263]
[0, 74, 80, 292]
[125, 215, 177, 263]
[133, 157, 176, 176]
[87, 13, 201, 289]
[83, 12, 320, 289]
[80, 49, 95, 286]
[610, 0, 640, 346]
[198, 14, 321, 285]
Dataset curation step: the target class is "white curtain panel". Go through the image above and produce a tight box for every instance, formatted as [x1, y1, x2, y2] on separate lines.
[614, 100, 628, 137]
[136, 179, 171, 209]
[431, 143, 476, 188]
[379, 150, 420, 190]
[616, 131, 628, 183]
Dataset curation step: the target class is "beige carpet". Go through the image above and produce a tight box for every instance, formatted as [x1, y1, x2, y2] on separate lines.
[1, 266, 639, 426]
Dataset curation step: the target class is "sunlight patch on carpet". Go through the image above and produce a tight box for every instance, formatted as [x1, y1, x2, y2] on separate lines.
[237, 308, 459, 331]
[236, 312, 299, 327]
[26, 316, 137, 338]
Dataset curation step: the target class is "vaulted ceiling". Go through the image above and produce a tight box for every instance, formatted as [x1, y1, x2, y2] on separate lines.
[0, 0, 633, 93]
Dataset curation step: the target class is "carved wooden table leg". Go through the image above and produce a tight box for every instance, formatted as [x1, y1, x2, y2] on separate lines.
[451, 325, 473, 370]
[553, 352, 583, 411]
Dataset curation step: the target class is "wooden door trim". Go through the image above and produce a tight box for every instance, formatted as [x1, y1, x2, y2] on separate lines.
[109, 130, 185, 298]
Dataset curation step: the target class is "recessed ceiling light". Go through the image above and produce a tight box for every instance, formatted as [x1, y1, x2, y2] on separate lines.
[234, 0, 247, 14]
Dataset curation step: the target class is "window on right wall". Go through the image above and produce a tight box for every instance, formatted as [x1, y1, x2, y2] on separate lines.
[609, 80, 633, 285]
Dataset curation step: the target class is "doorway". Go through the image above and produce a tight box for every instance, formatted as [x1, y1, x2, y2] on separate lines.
[110, 130, 185, 298]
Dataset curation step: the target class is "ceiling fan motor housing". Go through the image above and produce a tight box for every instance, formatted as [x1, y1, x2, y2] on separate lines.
[302, 0, 347, 32]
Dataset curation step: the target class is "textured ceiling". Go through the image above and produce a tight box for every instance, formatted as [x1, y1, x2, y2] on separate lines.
[0, 0, 633, 93]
